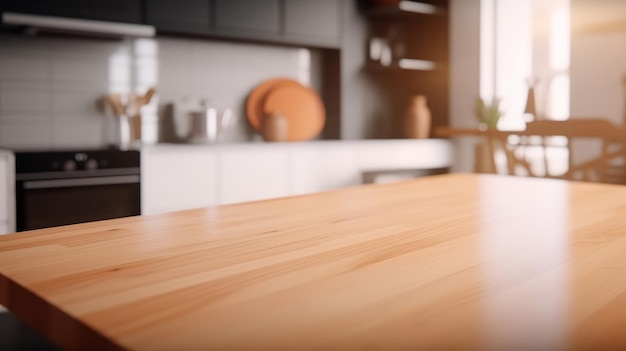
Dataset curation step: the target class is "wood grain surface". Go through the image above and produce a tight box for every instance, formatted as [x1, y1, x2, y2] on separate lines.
[2, 174, 626, 350]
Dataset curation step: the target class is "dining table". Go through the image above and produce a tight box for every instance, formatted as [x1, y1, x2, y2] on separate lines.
[1, 173, 626, 350]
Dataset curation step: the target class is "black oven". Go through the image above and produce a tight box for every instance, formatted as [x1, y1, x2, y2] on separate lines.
[15, 150, 140, 232]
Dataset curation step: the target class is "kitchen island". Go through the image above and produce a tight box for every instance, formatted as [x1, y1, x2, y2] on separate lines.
[1, 173, 626, 350]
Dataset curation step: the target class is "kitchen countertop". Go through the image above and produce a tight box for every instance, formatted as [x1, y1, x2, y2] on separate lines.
[142, 138, 454, 172]
[141, 137, 451, 149]
[2, 173, 626, 350]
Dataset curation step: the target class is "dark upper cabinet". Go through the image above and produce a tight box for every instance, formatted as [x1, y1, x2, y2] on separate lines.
[284, 0, 341, 46]
[1, 0, 342, 49]
[214, 0, 280, 36]
[4, 0, 142, 23]
[145, 0, 212, 34]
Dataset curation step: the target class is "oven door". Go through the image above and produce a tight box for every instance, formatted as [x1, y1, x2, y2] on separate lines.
[16, 175, 140, 231]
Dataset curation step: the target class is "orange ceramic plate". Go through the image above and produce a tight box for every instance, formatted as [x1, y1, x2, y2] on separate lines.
[262, 84, 326, 141]
[246, 78, 302, 131]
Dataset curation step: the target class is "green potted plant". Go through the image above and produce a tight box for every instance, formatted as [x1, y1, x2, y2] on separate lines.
[474, 97, 502, 130]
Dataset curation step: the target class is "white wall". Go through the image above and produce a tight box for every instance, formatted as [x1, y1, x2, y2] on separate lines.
[449, 0, 482, 172]
[448, 0, 571, 172]
[155, 37, 316, 143]
[571, 32, 626, 124]
[569, 0, 626, 165]
[570, 0, 626, 125]
[0, 34, 116, 149]
[452, 0, 534, 132]
[340, 0, 382, 140]
[0, 33, 316, 149]
[450, 0, 481, 129]
[493, 0, 532, 130]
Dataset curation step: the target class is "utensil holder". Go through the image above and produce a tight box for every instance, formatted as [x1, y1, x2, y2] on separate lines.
[118, 115, 132, 150]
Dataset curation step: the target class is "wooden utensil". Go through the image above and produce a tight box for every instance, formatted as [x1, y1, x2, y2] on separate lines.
[128, 88, 156, 118]
[129, 88, 157, 140]
[142, 88, 155, 106]
[104, 88, 156, 146]
[106, 94, 125, 116]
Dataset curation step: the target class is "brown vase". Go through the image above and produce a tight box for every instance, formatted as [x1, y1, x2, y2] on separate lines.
[404, 95, 431, 139]
[261, 111, 288, 142]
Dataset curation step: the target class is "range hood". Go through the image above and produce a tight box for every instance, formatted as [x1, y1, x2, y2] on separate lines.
[1, 12, 155, 38]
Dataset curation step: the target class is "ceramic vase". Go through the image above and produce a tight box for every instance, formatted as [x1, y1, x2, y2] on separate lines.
[262, 111, 288, 142]
[404, 95, 431, 139]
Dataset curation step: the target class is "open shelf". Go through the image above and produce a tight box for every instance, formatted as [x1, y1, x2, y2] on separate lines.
[365, 57, 439, 72]
[361, 1, 447, 18]
[358, 0, 449, 139]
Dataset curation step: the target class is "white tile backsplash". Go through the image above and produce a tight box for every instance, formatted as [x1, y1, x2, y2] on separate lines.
[52, 87, 104, 120]
[50, 37, 123, 58]
[0, 34, 52, 55]
[51, 57, 110, 88]
[0, 122, 52, 148]
[155, 38, 313, 142]
[0, 33, 316, 148]
[0, 84, 51, 117]
[0, 53, 49, 83]
[52, 119, 106, 148]
[158, 57, 193, 94]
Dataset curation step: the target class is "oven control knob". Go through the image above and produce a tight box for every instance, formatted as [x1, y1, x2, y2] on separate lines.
[75, 153, 88, 162]
[63, 160, 76, 171]
[86, 159, 98, 170]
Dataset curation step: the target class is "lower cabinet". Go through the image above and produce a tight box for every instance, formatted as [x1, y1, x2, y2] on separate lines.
[218, 147, 290, 205]
[142, 146, 291, 213]
[0, 155, 7, 226]
[290, 144, 359, 196]
[141, 140, 452, 214]
[0, 151, 14, 234]
[142, 147, 218, 215]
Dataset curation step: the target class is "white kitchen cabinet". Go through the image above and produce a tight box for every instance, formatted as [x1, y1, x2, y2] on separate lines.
[141, 140, 453, 213]
[290, 144, 359, 195]
[355, 139, 452, 171]
[0, 154, 7, 223]
[0, 151, 15, 234]
[218, 146, 290, 205]
[142, 147, 218, 215]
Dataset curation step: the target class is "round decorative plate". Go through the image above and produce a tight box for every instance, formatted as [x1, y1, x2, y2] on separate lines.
[262, 84, 325, 141]
[246, 78, 302, 131]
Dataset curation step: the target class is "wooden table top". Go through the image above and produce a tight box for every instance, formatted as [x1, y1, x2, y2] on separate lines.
[2, 173, 626, 350]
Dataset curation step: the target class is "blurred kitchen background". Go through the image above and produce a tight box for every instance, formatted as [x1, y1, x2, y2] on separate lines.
[0, 0, 626, 231]
[0, 0, 428, 148]
[0, 1, 622, 147]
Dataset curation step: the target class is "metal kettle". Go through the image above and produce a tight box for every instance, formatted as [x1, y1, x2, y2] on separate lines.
[187, 106, 233, 143]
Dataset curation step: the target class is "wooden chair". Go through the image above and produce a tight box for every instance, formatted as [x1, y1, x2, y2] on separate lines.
[439, 119, 626, 185]
[481, 119, 626, 184]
